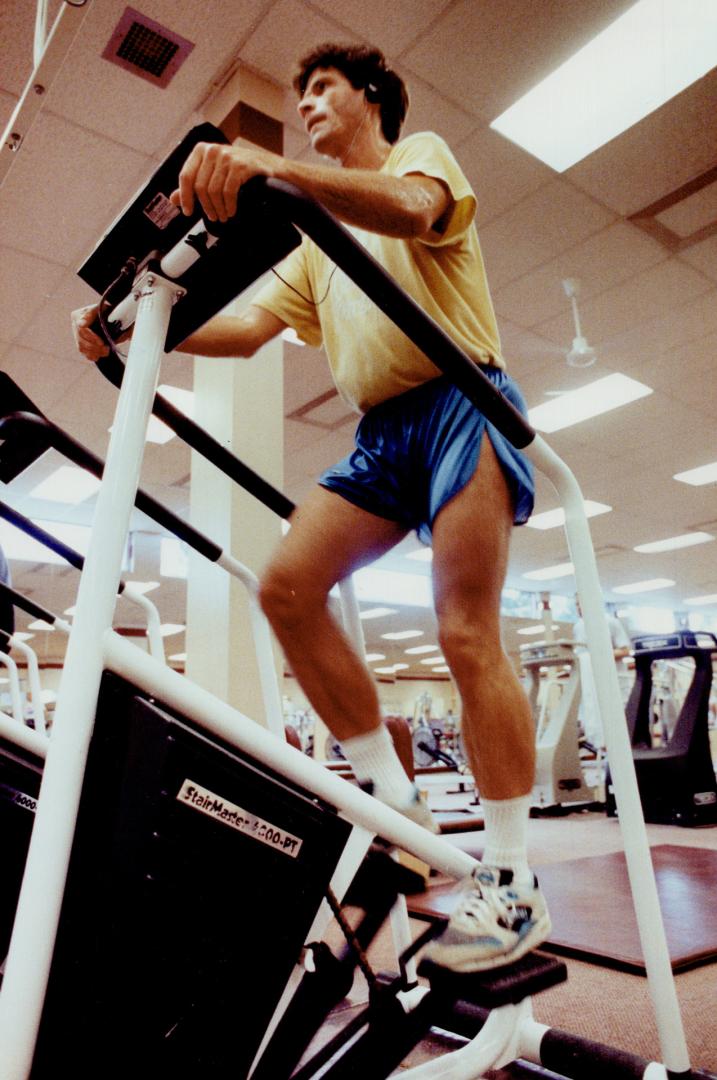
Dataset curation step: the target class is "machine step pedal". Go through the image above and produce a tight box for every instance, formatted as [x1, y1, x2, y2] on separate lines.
[418, 950, 567, 1007]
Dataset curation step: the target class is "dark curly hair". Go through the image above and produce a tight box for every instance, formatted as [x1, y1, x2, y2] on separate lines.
[293, 43, 409, 144]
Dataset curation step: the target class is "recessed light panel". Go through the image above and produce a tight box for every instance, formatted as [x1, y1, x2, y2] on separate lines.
[634, 532, 714, 553]
[673, 461, 717, 486]
[613, 578, 675, 594]
[490, 0, 717, 171]
[528, 374, 652, 433]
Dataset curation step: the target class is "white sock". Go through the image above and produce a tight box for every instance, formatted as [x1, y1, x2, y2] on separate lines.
[340, 724, 415, 807]
[480, 794, 533, 884]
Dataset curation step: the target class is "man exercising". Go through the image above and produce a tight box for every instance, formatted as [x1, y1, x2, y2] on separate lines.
[73, 43, 549, 973]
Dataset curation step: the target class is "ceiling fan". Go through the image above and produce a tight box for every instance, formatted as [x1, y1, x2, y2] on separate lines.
[562, 277, 597, 367]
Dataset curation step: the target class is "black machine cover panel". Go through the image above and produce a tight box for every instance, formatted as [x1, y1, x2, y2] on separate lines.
[34, 672, 352, 1078]
[77, 124, 302, 353]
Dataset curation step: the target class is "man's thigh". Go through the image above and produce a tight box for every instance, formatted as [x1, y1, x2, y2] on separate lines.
[430, 436, 514, 617]
[268, 484, 408, 595]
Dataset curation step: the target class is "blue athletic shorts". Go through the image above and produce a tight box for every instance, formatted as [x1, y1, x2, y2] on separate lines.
[319, 372, 535, 544]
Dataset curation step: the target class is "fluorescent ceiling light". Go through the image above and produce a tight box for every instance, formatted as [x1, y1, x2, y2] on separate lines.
[12, 632, 34, 642]
[381, 629, 424, 641]
[420, 655, 446, 665]
[64, 606, 76, 616]
[527, 501, 611, 530]
[684, 593, 717, 606]
[490, 0, 717, 172]
[404, 644, 440, 655]
[353, 567, 432, 608]
[359, 606, 397, 620]
[517, 624, 561, 636]
[159, 623, 185, 637]
[393, 663, 409, 671]
[365, 652, 386, 662]
[29, 465, 101, 505]
[405, 548, 433, 562]
[0, 518, 92, 565]
[634, 531, 714, 553]
[613, 578, 675, 594]
[432, 666, 450, 673]
[27, 619, 54, 631]
[168, 652, 187, 662]
[528, 374, 652, 433]
[523, 562, 574, 581]
[374, 665, 398, 675]
[673, 460, 717, 486]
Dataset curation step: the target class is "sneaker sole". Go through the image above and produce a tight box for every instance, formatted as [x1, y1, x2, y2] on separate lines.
[426, 913, 552, 974]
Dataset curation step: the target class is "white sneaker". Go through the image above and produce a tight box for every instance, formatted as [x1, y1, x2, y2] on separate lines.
[423, 864, 551, 972]
[361, 781, 439, 834]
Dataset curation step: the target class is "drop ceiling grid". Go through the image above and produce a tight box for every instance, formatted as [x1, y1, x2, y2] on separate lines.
[491, 222, 668, 330]
[0, 111, 153, 268]
[533, 258, 716, 348]
[478, 179, 618, 291]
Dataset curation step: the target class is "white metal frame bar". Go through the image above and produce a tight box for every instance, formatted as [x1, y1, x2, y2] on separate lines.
[527, 436, 690, 1073]
[1, 1, 93, 189]
[0, 652, 23, 725]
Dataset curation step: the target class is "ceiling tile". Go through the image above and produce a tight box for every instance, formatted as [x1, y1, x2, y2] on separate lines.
[478, 179, 616, 290]
[0, 249, 67, 341]
[679, 236, 717, 285]
[534, 258, 715, 350]
[0, 112, 152, 269]
[240, 0, 361, 87]
[458, 125, 553, 227]
[39, 0, 277, 154]
[492, 222, 667, 329]
[308, 0, 453, 57]
[398, 70, 478, 148]
[568, 69, 717, 217]
[401, 0, 629, 122]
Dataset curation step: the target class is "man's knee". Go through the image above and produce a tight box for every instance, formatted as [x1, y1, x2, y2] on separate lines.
[258, 562, 326, 632]
[437, 610, 502, 677]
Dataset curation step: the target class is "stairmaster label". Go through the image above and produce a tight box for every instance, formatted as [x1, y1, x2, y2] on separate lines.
[143, 191, 181, 229]
[0, 782, 37, 814]
[177, 780, 302, 858]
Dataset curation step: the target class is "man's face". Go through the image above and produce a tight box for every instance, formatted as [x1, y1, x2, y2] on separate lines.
[297, 66, 368, 158]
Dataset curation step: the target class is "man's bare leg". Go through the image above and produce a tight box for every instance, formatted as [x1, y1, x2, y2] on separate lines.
[423, 437, 550, 972]
[259, 486, 433, 819]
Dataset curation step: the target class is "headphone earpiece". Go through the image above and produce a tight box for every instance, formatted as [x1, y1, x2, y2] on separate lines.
[365, 81, 380, 103]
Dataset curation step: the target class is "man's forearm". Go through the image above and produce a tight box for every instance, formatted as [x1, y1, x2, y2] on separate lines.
[177, 308, 284, 357]
[274, 158, 448, 238]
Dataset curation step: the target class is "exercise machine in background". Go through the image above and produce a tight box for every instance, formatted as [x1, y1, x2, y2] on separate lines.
[521, 638, 599, 810]
[606, 630, 717, 826]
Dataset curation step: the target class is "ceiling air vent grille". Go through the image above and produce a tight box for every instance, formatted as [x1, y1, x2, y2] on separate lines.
[102, 7, 194, 89]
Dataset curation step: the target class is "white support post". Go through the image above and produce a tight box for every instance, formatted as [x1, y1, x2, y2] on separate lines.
[0, 274, 177, 1080]
[216, 550, 286, 739]
[526, 435, 690, 1075]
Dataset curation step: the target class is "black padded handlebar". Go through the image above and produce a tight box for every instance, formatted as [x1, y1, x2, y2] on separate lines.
[0, 578, 59, 627]
[259, 177, 536, 451]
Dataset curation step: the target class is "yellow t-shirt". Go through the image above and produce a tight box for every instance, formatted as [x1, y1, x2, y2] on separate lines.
[253, 131, 504, 414]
